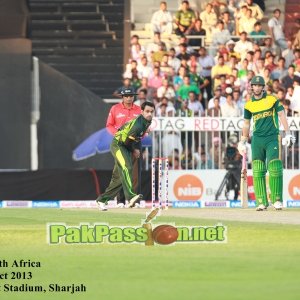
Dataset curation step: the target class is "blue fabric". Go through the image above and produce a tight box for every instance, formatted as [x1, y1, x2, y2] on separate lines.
[73, 128, 152, 161]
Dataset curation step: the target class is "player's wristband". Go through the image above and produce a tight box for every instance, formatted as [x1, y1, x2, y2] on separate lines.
[241, 136, 248, 142]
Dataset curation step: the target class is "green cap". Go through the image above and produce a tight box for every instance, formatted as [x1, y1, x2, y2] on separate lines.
[250, 75, 265, 85]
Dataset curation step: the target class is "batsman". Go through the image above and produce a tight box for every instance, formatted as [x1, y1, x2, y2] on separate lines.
[238, 76, 295, 211]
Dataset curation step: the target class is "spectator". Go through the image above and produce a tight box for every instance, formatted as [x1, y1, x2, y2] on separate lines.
[282, 99, 293, 116]
[156, 102, 167, 117]
[250, 21, 266, 46]
[146, 32, 167, 60]
[220, 89, 240, 117]
[290, 85, 300, 114]
[196, 147, 215, 169]
[162, 122, 183, 157]
[168, 155, 181, 170]
[282, 40, 295, 68]
[152, 42, 168, 63]
[174, 0, 196, 36]
[221, 11, 235, 35]
[160, 53, 172, 75]
[271, 57, 287, 80]
[293, 20, 300, 49]
[262, 37, 276, 58]
[130, 35, 145, 62]
[253, 48, 262, 64]
[265, 53, 277, 73]
[137, 56, 152, 79]
[157, 78, 176, 100]
[188, 18, 206, 48]
[177, 99, 193, 117]
[239, 0, 263, 20]
[227, 0, 238, 18]
[272, 79, 281, 94]
[268, 9, 287, 51]
[173, 66, 187, 91]
[276, 88, 286, 103]
[285, 86, 294, 101]
[175, 36, 195, 55]
[211, 55, 232, 90]
[200, 3, 217, 43]
[239, 8, 256, 34]
[253, 57, 265, 76]
[130, 70, 141, 91]
[207, 97, 221, 116]
[238, 58, 249, 81]
[135, 88, 149, 106]
[168, 48, 181, 73]
[211, 20, 231, 52]
[263, 68, 272, 86]
[198, 47, 215, 100]
[177, 75, 201, 102]
[181, 148, 196, 169]
[176, 43, 190, 61]
[232, 88, 244, 114]
[150, 1, 173, 35]
[208, 86, 226, 108]
[235, 5, 248, 35]
[209, 136, 225, 169]
[281, 65, 300, 90]
[148, 66, 164, 91]
[234, 31, 254, 61]
[188, 53, 201, 74]
[187, 91, 204, 116]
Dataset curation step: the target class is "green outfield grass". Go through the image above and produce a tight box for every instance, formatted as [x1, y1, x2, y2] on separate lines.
[0, 208, 300, 300]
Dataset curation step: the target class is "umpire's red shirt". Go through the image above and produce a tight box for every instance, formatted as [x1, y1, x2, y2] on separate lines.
[106, 102, 142, 134]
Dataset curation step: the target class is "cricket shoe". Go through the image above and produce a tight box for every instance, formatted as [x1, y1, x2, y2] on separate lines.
[256, 204, 267, 211]
[117, 203, 125, 208]
[128, 194, 143, 208]
[96, 200, 108, 211]
[273, 201, 283, 210]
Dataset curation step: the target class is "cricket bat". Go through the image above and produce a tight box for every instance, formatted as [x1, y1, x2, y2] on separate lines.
[240, 152, 248, 208]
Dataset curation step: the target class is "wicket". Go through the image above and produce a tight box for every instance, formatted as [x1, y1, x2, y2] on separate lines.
[151, 157, 169, 209]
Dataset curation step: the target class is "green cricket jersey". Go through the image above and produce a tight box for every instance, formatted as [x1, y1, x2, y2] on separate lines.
[114, 114, 151, 151]
[244, 92, 284, 137]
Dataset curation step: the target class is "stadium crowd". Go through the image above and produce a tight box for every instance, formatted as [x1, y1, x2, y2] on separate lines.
[115, 0, 300, 170]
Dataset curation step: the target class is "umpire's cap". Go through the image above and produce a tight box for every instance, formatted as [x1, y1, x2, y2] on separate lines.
[120, 88, 138, 96]
[250, 75, 265, 86]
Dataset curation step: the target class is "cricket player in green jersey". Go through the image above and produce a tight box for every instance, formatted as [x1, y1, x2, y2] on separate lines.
[96, 101, 155, 211]
[238, 76, 296, 211]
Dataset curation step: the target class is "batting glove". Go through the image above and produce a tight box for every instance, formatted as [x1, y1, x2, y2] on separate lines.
[237, 136, 248, 155]
[282, 134, 296, 148]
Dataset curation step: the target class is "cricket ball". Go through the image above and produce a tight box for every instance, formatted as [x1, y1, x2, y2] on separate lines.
[152, 225, 178, 245]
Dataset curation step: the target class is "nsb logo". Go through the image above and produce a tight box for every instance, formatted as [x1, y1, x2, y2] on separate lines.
[288, 174, 300, 200]
[173, 175, 203, 200]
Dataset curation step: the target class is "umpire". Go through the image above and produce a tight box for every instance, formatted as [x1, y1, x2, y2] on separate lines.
[96, 101, 155, 211]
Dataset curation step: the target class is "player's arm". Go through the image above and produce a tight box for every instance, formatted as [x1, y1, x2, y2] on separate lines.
[278, 110, 289, 132]
[106, 107, 117, 135]
[242, 119, 251, 138]
[278, 110, 296, 147]
[238, 107, 252, 154]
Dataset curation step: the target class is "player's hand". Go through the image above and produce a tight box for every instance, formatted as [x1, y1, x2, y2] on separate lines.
[237, 136, 248, 155]
[282, 134, 296, 148]
[133, 149, 141, 158]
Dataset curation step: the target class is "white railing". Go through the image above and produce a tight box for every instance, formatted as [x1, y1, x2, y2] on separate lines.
[147, 115, 300, 171]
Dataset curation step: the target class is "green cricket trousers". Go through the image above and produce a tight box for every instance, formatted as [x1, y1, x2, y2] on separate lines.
[98, 139, 137, 203]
